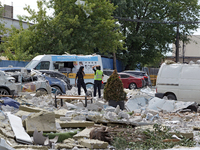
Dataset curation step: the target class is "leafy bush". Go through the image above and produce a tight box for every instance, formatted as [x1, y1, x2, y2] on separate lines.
[103, 69, 126, 101]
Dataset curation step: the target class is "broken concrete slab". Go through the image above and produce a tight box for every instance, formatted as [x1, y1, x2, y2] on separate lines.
[55, 143, 74, 149]
[19, 105, 45, 113]
[54, 109, 69, 118]
[78, 138, 108, 149]
[0, 127, 14, 139]
[57, 120, 94, 128]
[125, 97, 148, 112]
[13, 145, 48, 150]
[15, 110, 32, 118]
[73, 127, 94, 139]
[63, 138, 85, 148]
[0, 138, 15, 150]
[25, 111, 56, 134]
[7, 113, 33, 145]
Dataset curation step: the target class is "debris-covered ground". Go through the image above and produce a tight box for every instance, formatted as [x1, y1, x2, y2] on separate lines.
[0, 87, 200, 150]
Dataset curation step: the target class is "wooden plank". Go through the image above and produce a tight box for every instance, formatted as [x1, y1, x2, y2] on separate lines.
[0, 95, 18, 98]
[57, 120, 94, 128]
[56, 96, 92, 100]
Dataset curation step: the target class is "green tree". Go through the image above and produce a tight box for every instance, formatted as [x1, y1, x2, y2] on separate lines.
[1, 21, 37, 61]
[21, 0, 124, 55]
[111, 0, 200, 69]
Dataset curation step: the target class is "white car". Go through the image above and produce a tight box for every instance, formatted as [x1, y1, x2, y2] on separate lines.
[0, 69, 51, 95]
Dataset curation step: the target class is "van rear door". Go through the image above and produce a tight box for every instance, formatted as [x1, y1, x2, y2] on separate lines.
[179, 65, 200, 103]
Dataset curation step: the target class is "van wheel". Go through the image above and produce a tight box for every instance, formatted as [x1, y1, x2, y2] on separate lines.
[129, 83, 137, 90]
[166, 94, 177, 100]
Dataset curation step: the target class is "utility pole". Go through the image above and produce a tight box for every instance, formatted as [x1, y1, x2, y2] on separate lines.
[182, 40, 185, 63]
[113, 52, 117, 70]
[175, 25, 179, 63]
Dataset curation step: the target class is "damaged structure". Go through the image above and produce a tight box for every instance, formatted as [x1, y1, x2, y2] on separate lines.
[0, 78, 199, 150]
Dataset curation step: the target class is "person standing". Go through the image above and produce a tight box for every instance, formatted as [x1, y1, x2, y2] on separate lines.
[75, 66, 87, 95]
[92, 65, 103, 98]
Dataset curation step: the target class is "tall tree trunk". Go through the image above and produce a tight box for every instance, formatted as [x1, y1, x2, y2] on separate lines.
[113, 52, 117, 70]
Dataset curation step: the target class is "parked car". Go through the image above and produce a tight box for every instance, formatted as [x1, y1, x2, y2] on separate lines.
[38, 70, 72, 90]
[0, 68, 67, 94]
[0, 69, 51, 95]
[32, 70, 68, 94]
[123, 70, 150, 86]
[103, 69, 114, 76]
[118, 73, 143, 89]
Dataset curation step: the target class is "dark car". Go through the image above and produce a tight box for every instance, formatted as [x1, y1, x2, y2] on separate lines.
[118, 73, 143, 89]
[38, 70, 72, 90]
[103, 70, 114, 76]
[123, 70, 150, 86]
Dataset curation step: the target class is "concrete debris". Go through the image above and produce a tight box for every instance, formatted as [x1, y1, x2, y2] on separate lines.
[57, 120, 94, 128]
[13, 145, 48, 150]
[33, 130, 47, 145]
[19, 105, 44, 113]
[73, 127, 94, 139]
[54, 109, 68, 118]
[0, 138, 15, 150]
[114, 105, 121, 114]
[25, 111, 56, 134]
[7, 113, 32, 145]
[0, 85, 200, 149]
[78, 138, 108, 149]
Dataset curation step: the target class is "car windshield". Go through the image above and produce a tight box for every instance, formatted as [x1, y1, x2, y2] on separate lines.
[25, 60, 39, 69]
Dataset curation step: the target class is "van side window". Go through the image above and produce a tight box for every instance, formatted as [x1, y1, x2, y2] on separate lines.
[35, 61, 50, 70]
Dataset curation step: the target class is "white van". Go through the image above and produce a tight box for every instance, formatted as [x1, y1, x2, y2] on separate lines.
[25, 54, 107, 85]
[156, 61, 200, 103]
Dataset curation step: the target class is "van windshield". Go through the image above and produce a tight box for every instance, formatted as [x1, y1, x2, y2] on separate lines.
[25, 60, 39, 69]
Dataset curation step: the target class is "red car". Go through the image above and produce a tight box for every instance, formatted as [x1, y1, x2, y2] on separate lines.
[118, 73, 143, 89]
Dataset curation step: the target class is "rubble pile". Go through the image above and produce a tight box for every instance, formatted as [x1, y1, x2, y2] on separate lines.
[0, 87, 200, 149]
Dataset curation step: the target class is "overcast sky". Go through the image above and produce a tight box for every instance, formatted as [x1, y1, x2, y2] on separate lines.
[2, 0, 200, 35]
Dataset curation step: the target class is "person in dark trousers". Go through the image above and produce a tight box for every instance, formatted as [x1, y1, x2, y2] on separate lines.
[92, 65, 103, 98]
[75, 66, 87, 95]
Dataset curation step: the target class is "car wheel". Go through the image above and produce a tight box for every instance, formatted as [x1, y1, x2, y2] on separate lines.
[166, 94, 177, 100]
[86, 83, 94, 90]
[86, 83, 94, 97]
[0, 88, 9, 95]
[52, 86, 62, 93]
[36, 88, 48, 95]
[129, 83, 137, 90]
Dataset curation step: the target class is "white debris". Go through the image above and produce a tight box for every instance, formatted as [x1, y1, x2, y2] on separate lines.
[114, 105, 120, 115]
[118, 111, 129, 119]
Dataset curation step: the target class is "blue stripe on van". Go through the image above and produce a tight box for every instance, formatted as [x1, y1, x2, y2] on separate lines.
[52, 56, 77, 61]
[77, 56, 98, 61]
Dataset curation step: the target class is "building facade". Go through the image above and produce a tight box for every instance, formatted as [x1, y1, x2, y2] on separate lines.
[1, 4, 32, 30]
[169, 35, 200, 63]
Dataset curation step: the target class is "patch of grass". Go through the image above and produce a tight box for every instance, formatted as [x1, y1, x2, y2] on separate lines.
[111, 124, 196, 150]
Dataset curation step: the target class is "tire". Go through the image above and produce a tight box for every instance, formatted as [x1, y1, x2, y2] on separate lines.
[86, 83, 94, 97]
[86, 83, 94, 90]
[166, 94, 177, 100]
[36, 88, 48, 95]
[52, 86, 62, 93]
[0, 88, 9, 95]
[129, 83, 137, 90]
